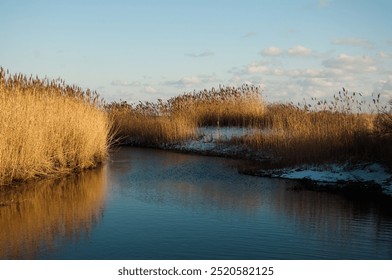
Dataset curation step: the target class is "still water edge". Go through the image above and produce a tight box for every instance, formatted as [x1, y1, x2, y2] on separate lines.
[1, 147, 392, 259]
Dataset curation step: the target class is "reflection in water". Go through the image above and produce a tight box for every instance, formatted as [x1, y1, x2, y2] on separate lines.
[2, 147, 392, 259]
[108, 148, 265, 215]
[271, 186, 392, 258]
[0, 166, 107, 259]
[104, 148, 392, 259]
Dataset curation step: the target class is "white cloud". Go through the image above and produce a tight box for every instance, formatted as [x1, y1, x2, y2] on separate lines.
[247, 63, 269, 74]
[379, 51, 391, 59]
[288, 45, 313, 56]
[260, 47, 283, 56]
[375, 75, 392, 100]
[165, 76, 202, 87]
[143, 85, 157, 94]
[111, 80, 141, 87]
[323, 53, 377, 72]
[331, 37, 373, 48]
[181, 76, 201, 85]
[229, 52, 386, 102]
[287, 68, 323, 78]
[185, 50, 214, 57]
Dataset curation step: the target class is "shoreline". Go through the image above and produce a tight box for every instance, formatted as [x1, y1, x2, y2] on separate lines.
[119, 126, 392, 198]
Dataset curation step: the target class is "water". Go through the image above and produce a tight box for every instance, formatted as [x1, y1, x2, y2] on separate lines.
[1, 147, 392, 259]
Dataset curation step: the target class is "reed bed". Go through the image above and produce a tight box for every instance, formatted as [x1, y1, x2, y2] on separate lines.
[237, 89, 389, 165]
[110, 85, 391, 166]
[168, 84, 265, 127]
[108, 85, 265, 145]
[108, 101, 195, 145]
[0, 68, 112, 186]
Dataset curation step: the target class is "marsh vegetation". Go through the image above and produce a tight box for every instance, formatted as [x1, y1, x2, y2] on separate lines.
[1, 68, 391, 186]
[109, 85, 392, 167]
[0, 68, 113, 186]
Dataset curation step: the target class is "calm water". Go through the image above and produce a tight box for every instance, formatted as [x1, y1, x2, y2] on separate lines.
[1, 147, 392, 259]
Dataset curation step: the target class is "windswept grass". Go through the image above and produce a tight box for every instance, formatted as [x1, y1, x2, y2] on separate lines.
[0, 68, 113, 186]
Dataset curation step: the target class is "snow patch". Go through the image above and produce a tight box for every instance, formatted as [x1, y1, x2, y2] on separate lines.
[170, 126, 270, 160]
[278, 163, 392, 196]
[160, 126, 392, 197]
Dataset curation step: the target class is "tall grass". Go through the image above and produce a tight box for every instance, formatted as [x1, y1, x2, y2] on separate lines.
[108, 101, 195, 145]
[108, 85, 265, 145]
[168, 85, 265, 127]
[110, 85, 390, 166]
[238, 89, 386, 165]
[0, 68, 113, 186]
[374, 98, 392, 165]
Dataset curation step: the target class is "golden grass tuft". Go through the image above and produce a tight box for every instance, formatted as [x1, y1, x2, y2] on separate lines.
[0, 68, 113, 186]
[168, 85, 265, 127]
[108, 102, 195, 145]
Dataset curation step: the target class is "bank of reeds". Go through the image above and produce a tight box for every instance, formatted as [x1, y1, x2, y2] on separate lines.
[0, 68, 112, 186]
[238, 89, 389, 165]
[108, 85, 265, 145]
[110, 85, 391, 166]
[168, 85, 265, 127]
[107, 101, 195, 145]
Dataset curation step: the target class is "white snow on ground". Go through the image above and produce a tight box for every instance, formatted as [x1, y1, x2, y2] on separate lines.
[278, 163, 392, 196]
[174, 126, 256, 152]
[172, 126, 392, 196]
[196, 126, 260, 142]
[172, 126, 269, 157]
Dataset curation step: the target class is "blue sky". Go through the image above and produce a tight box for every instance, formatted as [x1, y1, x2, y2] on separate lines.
[1, 0, 392, 103]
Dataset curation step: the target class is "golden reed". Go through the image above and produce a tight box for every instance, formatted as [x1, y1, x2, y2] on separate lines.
[109, 86, 391, 166]
[0, 68, 113, 186]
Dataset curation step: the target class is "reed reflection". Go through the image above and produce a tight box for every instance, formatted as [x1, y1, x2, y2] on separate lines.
[271, 184, 392, 256]
[0, 166, 107, 259]
[108, 148, 264, 215]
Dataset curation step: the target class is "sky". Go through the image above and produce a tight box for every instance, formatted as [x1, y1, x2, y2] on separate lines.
[1, 0, 392, 104]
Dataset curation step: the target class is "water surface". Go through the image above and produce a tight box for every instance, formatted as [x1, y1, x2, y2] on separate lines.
[1, 147, 392, 259]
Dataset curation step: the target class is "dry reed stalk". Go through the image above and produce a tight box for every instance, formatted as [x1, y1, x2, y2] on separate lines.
[0, 68, 113, 185]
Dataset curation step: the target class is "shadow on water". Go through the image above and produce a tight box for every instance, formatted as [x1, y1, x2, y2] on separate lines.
[0, 166, 107, 259]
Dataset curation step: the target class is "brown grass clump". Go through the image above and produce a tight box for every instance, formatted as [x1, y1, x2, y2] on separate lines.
[108, 85, 265, 145]
[375, 99, 392, 135]
[373, 99, 392, 166]
[168, 85, 265, 127]
[110, 84, 389, 166]
[237, 89, 383, 165]
[0, 68, 113, 186]
[107, 101, 195, 145]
